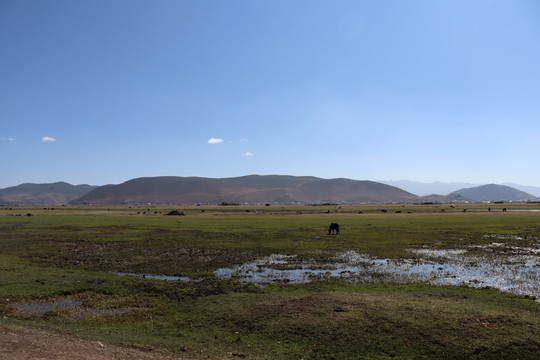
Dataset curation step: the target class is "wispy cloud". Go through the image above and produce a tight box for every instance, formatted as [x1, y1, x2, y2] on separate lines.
[207, 137, 224, 144]
[41, 136, 56, 142]
[1, 137, 15, 142]
[244, 152, 254, 157]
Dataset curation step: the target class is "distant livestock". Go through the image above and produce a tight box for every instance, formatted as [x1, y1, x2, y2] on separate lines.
[328, 223, 340, 235]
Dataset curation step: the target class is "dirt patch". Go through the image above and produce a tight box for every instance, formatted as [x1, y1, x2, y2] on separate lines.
[270, 296, 321, 317]
[269, 293, 368, 318]
[12, 299, 129, 320]
[0, 325, 190, 360]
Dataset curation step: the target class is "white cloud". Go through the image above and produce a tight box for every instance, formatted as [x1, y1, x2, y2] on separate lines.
[244, 152, 254, 156]
[41, 136, 56, 142]
[207, 137, 224, 144]
[1, 137, 15, 142]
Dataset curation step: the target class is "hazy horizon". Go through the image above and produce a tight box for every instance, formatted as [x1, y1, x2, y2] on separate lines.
[2, 1, 540, 188]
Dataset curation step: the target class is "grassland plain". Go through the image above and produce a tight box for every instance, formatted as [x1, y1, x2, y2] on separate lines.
[0, 204, 539, 359]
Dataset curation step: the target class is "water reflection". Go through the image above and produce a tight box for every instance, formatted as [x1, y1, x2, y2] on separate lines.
[215, 246, 540, 301]
[115, 272, 192, 281]
[113, 244, 539, 301]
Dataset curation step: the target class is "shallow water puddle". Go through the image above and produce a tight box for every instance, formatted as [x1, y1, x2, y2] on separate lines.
[113, 244, 539, 301]
[346, 249, 539, 299]
[115, 272, 192, 281]
[214, 247, 540, 301]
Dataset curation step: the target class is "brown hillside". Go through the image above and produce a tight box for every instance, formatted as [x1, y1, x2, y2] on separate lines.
[0, 182, 97, 205]
[69, 175, 419, 205]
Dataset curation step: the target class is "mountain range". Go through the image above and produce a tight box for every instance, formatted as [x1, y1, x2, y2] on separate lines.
[0, 182, 98, 205]
[0, 176, 538, 205]
[450, 184, 537, 202]
[69, 175, 418, 205]
[379, 180, 483, 196]
[380, 180, 540, 197]
[378, 180, 540, 197]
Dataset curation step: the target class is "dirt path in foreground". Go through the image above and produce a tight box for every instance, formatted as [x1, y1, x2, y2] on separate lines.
[0, 325, 190, 360]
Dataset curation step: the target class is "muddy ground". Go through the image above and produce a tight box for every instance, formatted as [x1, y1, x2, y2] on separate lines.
[0, 325, 189, 360]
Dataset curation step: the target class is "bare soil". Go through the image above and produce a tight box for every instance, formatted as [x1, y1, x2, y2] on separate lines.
[0, 325, 190, 360]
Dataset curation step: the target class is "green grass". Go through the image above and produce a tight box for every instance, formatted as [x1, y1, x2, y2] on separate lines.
[1, 204, 539, 359]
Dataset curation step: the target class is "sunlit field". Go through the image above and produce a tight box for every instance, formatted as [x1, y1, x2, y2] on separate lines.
[1, 204, 539, 359]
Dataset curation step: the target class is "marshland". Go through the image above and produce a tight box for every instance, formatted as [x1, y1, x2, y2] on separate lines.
[1, 203, 539, 359]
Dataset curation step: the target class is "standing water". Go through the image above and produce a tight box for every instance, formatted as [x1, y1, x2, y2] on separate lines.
[214, 245, 540, 301]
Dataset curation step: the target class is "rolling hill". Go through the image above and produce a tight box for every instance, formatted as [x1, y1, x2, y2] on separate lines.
[68, 175, 420, 205]
[502, 182, 540, 197]
[0, 182, 97, 205]
[4, 178, 537, 206]
[379, 180, 482, 196]
[418, 193, 471, 203]
[450, 184, 537, 202]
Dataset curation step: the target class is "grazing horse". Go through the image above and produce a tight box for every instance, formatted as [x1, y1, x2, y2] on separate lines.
[328, 223, 340, 235]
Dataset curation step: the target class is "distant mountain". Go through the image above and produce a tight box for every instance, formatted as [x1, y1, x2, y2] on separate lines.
[6, 178, 537, 206]
[69, 175, 420, 205]
[0, 182, 97, 205]
[502, 183, 540, 197]
[419, 193, 471, 203]
[450, 184, 537, 202]
[379, 180, 482, 196]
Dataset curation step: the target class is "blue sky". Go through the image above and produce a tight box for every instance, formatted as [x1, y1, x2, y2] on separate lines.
[1, 0, 540, 188]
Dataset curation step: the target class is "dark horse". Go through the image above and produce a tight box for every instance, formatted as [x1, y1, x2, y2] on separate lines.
[328, 223, 340, 235]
